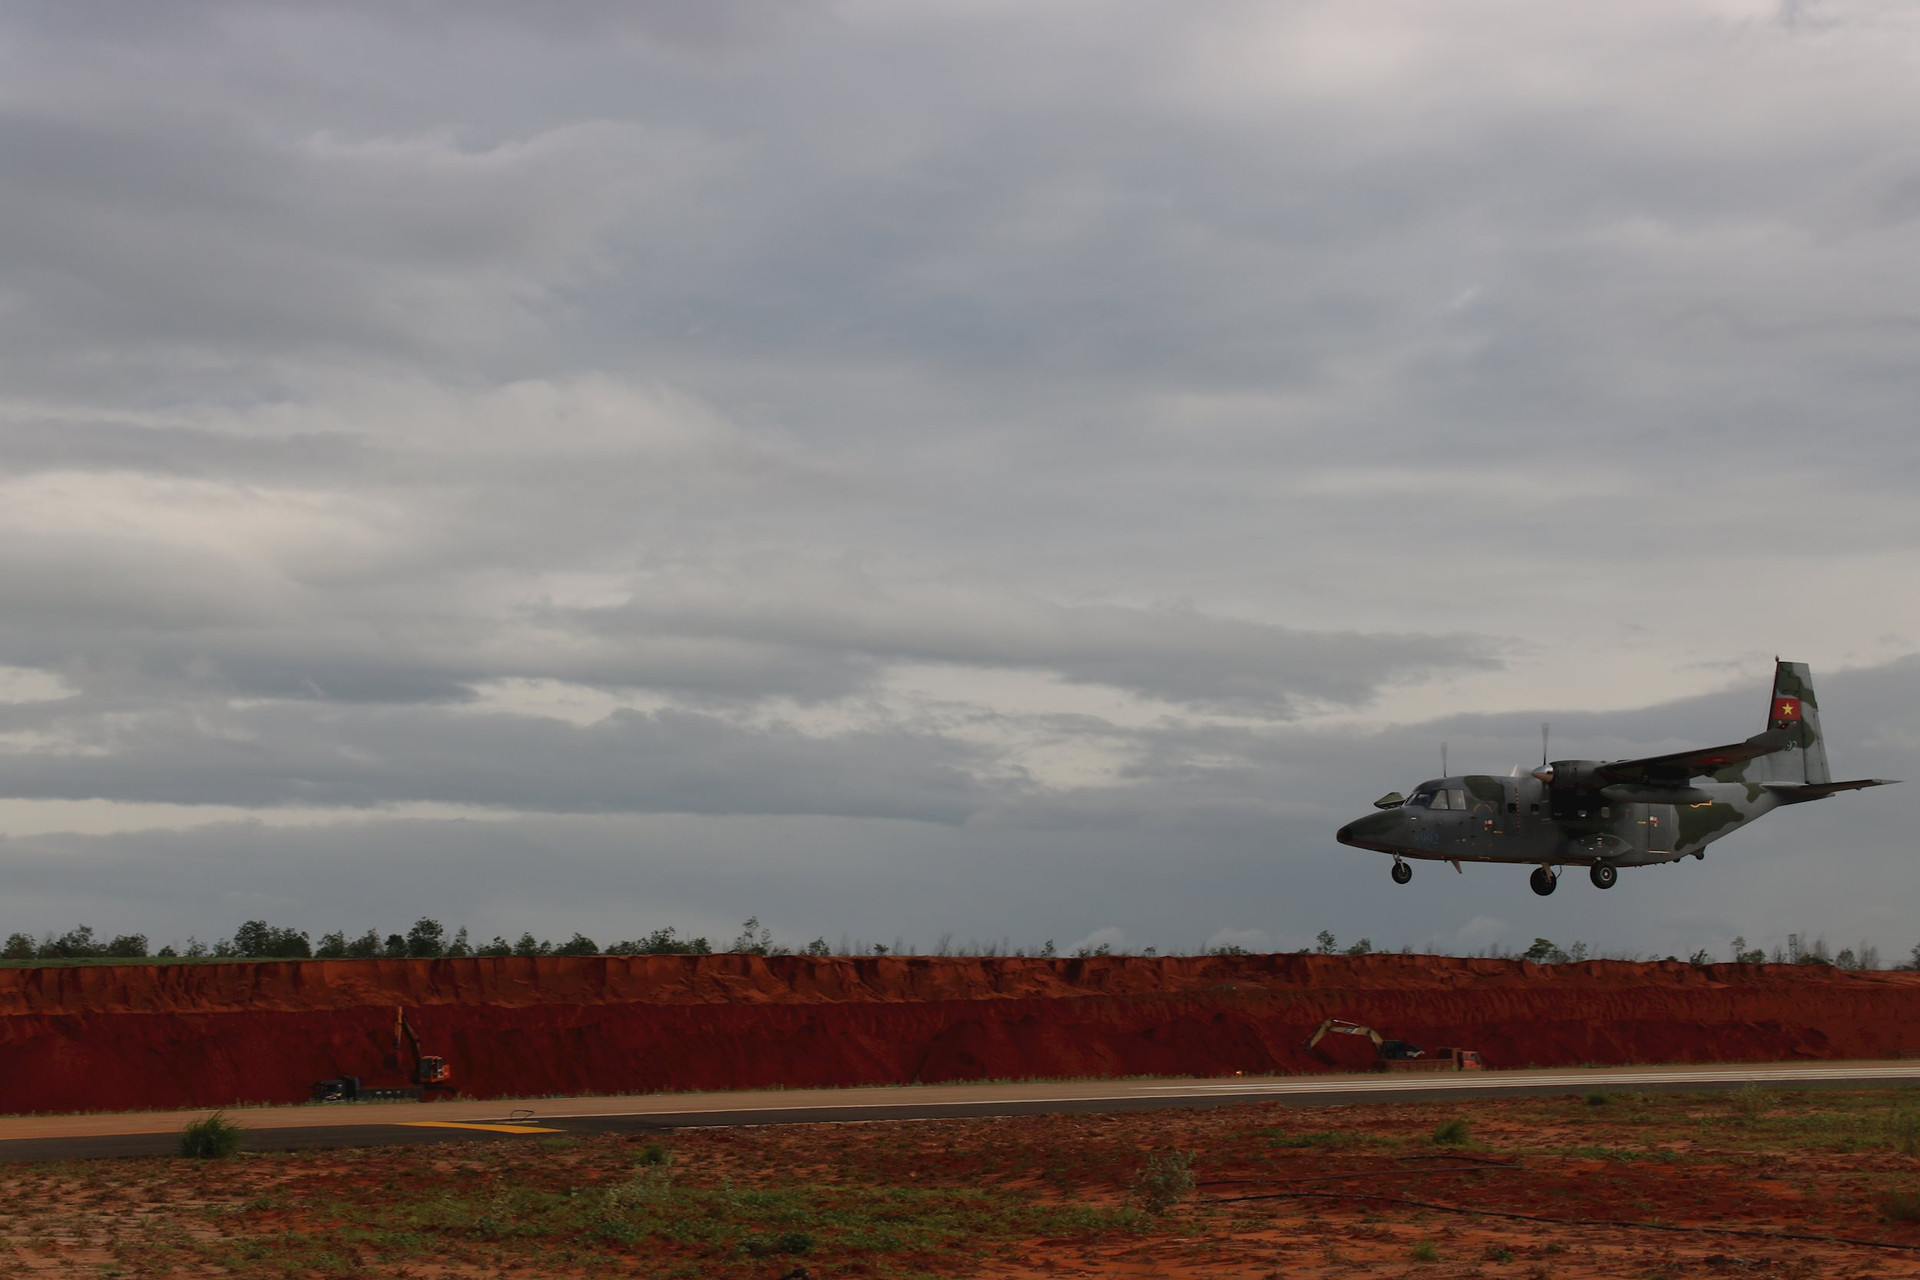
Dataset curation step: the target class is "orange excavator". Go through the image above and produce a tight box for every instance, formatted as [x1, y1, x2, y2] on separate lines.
[1302, 1018, 1483, 1072]
[311, 1008, 455, 1102]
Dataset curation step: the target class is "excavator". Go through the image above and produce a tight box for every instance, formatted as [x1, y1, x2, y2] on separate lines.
[311, 1008, 455, 1102]
[1302, 1018, 1483, 1072]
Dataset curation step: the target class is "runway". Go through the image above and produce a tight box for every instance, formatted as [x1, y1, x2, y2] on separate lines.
[4, 1060, 1918, 1163]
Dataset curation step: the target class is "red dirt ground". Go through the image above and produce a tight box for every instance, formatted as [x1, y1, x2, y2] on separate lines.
[2, 952, 1918, 1113]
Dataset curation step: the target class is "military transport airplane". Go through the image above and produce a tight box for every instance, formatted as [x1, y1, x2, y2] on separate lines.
[1336, 660, 1896, 896]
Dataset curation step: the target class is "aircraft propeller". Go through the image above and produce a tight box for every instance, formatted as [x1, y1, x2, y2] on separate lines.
[1531, 722, 1553, 784]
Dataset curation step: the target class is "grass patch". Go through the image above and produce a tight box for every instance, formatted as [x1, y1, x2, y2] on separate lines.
[178, 1112, 244, 1159]
[1258, 1128, 1376, 1150]
[1135, 1149, 1195, 1214]
[1409, 1239, 1440, 1262]
[1430, 1117, 1471, 1147]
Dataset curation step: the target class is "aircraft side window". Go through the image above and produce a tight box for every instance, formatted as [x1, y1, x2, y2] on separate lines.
[1428, 790, 1448, 809]
[1506, 802, 1517, 814]
[1448, 788, 1466, 811]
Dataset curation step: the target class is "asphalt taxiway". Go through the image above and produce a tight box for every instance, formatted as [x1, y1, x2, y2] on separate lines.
[4, 1060, 1918, 1162]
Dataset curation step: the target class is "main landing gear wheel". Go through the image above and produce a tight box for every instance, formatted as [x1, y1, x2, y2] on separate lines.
[1589, 863, 1619, 890]
[1391, 860, 1412, 885]
[1529, 866, 1558, 897]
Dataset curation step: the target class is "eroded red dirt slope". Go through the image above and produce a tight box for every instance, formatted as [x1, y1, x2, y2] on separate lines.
[2, 952, 1917, 1112]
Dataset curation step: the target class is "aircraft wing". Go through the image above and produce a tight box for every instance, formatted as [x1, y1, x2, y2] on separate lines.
[1594, 728, 1791, 788]
[1764, 778, 1899, 803]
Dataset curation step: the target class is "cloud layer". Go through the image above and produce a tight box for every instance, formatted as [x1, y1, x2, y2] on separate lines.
[0, 1, 1916, 956]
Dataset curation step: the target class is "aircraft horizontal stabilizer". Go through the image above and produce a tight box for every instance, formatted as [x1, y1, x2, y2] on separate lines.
[1762, 778, 1899, 803]
[1594, 728, 1790, 788]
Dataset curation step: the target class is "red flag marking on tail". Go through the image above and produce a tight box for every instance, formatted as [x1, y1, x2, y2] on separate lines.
[1773, 696, 1802, 722]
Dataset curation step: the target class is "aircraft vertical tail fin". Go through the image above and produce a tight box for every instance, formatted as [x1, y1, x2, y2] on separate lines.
[1761, 660, 1830, 785]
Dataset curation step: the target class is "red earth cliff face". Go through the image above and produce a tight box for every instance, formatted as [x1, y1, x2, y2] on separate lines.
[2, 952, 1918, 1114]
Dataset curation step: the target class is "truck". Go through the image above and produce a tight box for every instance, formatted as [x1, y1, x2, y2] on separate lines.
[1301, 1018, 1483, 1072]
[312, 1007, 455, 1102]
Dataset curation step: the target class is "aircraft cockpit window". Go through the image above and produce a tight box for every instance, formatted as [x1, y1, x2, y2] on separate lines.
[1407, 783, 1442, 808]
[1449, 788, 1467, 810]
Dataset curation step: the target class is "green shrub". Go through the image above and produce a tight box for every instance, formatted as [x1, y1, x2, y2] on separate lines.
[1431, 1117, 1471, 1146]
[1409, 1239, 1440, 1262]
[1584, 1091, 1611, 1107]
[1887, 1110, 1920, 1155]
[744, 1231, 814, 1257]
[1136, 1149, 1196, 1213]
[178, 1111, 244, 1159]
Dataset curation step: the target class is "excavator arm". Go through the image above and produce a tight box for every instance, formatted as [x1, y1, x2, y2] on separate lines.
[393, 1007, 453, 1088]
[1303, 1018, 1385, 1051]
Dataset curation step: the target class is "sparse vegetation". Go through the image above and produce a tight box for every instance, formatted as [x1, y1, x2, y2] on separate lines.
[0, 1087, 1913, 1275]
[1430, 1117, 1471, 1146]
[1134, 1149, 1196, 1213]
[178, 1112, 245, 1159]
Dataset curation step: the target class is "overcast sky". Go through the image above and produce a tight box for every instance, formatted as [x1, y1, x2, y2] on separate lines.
[2, 0, 1917, 960]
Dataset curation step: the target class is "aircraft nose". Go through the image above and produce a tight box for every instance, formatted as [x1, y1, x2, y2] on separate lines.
[1336, 823, 1355, 846]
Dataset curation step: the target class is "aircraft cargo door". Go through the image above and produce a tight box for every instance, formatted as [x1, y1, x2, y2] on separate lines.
[1638, 803, 1676, 855]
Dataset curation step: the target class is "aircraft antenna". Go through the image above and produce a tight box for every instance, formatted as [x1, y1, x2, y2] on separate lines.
[1540, 722, 1549, 769]
[1441, 741, 1448, 777]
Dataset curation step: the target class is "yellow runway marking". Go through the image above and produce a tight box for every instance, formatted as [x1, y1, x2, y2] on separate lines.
[398, 1121, 562, 1134]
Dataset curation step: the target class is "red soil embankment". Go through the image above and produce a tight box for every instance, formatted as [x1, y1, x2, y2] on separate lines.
[2, 952, 1918, 1114]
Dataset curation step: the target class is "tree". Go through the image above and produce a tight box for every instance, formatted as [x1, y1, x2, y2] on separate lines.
[382, 933, 408, 959]
[1314, 930, 1338, 955]
[233, 921, 275, 959]
[2, 933, 35, 960]
[804, 937, 831, 957]
[41, 926, 102, 959]
[106, 934, 149, 959]
[512, 932, 547, 957]
[729, 917, 772, 955]
[446, 927, 472, 958]
[553, 932, 600, 956]
[314, 931, 348, 960]
[346, 930, 381, 959]
[1523, 938, 1564, 963]
[1343, 938, 1373, 956]
[406, 918, 446, 959]
[477, 936, 513, 957]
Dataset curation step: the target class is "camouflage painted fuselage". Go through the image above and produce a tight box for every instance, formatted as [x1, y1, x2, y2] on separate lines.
[1336, 770, 1778, 868]
[1336, 661, 1891, 875]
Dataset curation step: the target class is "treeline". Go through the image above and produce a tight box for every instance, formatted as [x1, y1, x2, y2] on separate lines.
[2, 919, 715, 962]
[4, 918, 1916, 969]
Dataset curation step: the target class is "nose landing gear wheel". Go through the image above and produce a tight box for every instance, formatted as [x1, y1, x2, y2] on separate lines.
[1529, 866, 1558, 896]
[1391, 860, 1412, 885]
[1589, 863, 1619, 890]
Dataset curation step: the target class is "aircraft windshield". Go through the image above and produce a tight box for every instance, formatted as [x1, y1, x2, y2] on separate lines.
[1406, 782, 1467, 810]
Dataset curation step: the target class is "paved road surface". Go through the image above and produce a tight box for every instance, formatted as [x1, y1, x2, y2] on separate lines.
[4, 1060, 1918, 1162]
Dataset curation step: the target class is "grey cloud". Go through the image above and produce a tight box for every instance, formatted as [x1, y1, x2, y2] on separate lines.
[0, 2, 1918, 963]
[2, 656, 1912, 960]
[0, 698, 991, 822]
